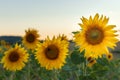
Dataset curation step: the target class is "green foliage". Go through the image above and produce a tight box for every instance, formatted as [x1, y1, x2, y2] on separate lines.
[71, 50, 85, 65]
[0, 43, 120, 80]
[72, 31, 80, 34]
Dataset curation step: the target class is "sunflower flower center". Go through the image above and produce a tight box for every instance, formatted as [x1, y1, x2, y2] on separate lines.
[87, 57, 92, 62]
[85, 27, 104, 45]
[26, 33, 35, 43]
[9, 51, 19, 62]
[108, 55, 111, 59]
[45, 45, 59, 60]
[89, 59, 95, 63]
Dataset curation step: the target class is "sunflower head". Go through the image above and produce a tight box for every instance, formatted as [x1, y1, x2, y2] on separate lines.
[0, 47, 2, 52]
[57, 34, 69, 47]
[87, 56, 96, 67]
[22, 28, 40, 49]
[74, 13, 119, 58]
[106, 53, 113, 61]
[87, 59, 96, 67]
[0, 40, 6, 46]
[35, 36, 68, 70]
[58, 34, 68, 41]
[1, 43, 29, 71]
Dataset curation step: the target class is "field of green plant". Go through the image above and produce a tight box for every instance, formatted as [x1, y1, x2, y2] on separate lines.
[0, 40, 120, 80]
[0, 13, 120, 80]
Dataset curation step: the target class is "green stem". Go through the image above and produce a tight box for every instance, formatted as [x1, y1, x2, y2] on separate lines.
[74, 71, 79, 80]
[27, 49, 32, 80]
[82, 59, 87, 79]
[74, 64, 81, 80]
[10, 72, 15, 80]
[27, 61, 31, 80]
[52, 70, 59, 80]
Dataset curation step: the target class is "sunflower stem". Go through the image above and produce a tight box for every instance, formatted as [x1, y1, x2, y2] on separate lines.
[74, 71, 79, 80]
[27, 49, 32, 80]
[52, 70, 59, 80]
[27, 61, 31, 80]
[83, 59, 87, 78]
[10, 72, 15, 80]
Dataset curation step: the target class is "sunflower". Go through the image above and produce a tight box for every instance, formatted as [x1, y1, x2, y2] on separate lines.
[58, 34, 68, 41]
[0, 47, 2, 53]
[106, 53, 113, 61]
[87, 59, 96, 67]
[57, 34, 69, 47]
[87, 56, 96, 67]
[35, 36, 68, 70]
[1, 43, 29, 71]
[74, 13, 119, 58]
[22, 28, 40, 49]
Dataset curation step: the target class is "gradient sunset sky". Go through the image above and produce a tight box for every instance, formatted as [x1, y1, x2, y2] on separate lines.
[0, 0, 120, 39]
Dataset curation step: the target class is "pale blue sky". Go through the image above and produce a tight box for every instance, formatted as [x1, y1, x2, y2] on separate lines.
[0, 0, 120, 39]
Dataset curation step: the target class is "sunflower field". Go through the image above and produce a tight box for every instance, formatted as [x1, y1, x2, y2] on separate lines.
[0, 13, 120, 80]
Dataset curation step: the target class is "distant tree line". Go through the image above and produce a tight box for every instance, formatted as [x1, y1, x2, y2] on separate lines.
[0, 36, 22, 44]
[0, 36, 44, 44]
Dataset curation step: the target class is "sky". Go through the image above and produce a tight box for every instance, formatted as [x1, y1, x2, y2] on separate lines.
[0, 0, 120, 39]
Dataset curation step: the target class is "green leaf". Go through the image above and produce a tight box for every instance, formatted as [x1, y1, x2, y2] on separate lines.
[72, 31, 79, 34]
[79, 75, 97, 80]
[97, 57, 109, 66]
[71, 50, 85, 65]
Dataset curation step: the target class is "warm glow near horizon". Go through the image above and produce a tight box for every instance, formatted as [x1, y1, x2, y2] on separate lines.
[0, 0, 120, 40]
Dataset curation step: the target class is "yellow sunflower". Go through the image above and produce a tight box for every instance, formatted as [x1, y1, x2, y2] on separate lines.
[35, 36, 68, 70]
[1, 43, 29, 71]
[58, 34, 68, 41]
[74, 13, 119, 58]
[22, 28, 40, 49]
[87, 56, 96, 67]
[87, 59, 96, 67]
[106, 53, 113, 61]
[0, 47, 2, 53]
[57, 34, 69, 47]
